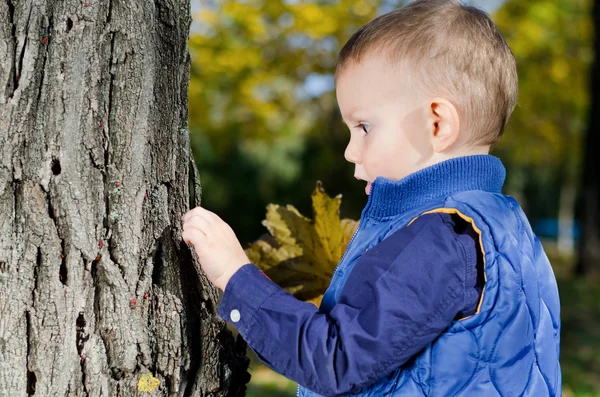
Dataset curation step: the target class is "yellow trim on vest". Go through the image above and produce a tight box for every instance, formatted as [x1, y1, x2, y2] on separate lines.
[412, 208, 487, 320]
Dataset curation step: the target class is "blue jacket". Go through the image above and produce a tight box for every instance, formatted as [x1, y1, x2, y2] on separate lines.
[218, 155, 562, 396]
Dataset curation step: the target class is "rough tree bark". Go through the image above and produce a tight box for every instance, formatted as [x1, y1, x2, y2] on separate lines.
[577, 0, 600, 275]
[0, 0, 250, 395]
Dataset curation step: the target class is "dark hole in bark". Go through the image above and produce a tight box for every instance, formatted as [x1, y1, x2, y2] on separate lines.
[76, 312, 86, 329]
[27, 371, 36, 394]
[47, 198, 55, 220]
[7, 0, 15, 36]
[66, 18, 73, 32]
[51, 158, 61, 175]
[7, 0, 17, 93]
[151, 240, 164, 286]
[165, 376, 172, 393]
[76, 312, 89, 355]
[91, 259, 98, 279]
[213, 327, 251, 395]
[59, 258, 67, 285]
[0, 261, 6, 272]
[111, 367, 125, 380]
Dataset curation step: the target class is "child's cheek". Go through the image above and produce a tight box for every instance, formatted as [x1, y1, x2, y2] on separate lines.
[364, 156, 384, 178]
[365, 144, 389, 172]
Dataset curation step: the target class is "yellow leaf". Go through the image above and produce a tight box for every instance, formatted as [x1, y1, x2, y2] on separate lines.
[262, 203, 309, 254]
[307, 294, 324, 307]
[137, 373, 160, 392]
[245, 182, 359, 302]
[312, 181, 344, 263]
[341, 218, 359, 249]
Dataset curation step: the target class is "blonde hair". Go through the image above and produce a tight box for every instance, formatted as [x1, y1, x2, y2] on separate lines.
[335, 0, 518, 146]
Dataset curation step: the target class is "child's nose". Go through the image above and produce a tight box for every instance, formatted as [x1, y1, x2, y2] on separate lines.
[344, 139, 361, 164]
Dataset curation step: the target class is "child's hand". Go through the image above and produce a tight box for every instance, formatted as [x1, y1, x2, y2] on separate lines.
[181, 206, 250, 291]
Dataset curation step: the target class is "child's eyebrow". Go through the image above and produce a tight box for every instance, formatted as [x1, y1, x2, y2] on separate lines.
[341, 108, 363, 123]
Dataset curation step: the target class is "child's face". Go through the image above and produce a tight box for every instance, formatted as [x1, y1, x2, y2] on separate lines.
[336, 56, 433, 195]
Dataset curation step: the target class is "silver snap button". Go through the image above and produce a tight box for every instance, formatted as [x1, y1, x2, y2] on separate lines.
[230, 309, 241, 323]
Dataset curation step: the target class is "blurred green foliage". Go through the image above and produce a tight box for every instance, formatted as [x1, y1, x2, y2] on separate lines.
[492, 0, 592, 222]
[495, 0, 591, 171]
[559, 276, 600, 395]
[188, 0, 592, 243]
[188, 0, 382, 243]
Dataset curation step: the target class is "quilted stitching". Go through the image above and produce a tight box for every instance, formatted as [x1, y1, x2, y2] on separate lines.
[299, 192, 561, 397]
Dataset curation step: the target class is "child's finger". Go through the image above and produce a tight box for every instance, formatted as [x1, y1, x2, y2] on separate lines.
[183, 206, 218, 226]
[200, 207, 223, 223]
[185, 214, 214, 234]
[195, 206, 224, 225]
[182, 210, 191, 223]
[181, 229, 204, 246]
[185, 224, 211, 239]
[182, 206, 205, 224]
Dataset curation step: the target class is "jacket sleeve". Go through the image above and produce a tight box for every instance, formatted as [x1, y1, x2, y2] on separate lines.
[217, 213, 477, 396]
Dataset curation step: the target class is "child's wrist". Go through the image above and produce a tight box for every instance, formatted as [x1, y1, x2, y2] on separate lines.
[215, 264, 246, 292]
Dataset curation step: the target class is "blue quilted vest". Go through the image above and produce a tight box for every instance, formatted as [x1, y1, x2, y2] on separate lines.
[297, 155, 561, 397]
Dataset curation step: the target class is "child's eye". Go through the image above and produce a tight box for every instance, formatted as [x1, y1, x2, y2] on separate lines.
[355, 123, 371, 134]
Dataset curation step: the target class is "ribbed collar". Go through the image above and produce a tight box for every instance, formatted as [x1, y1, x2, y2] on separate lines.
[365, 154, 506, 219]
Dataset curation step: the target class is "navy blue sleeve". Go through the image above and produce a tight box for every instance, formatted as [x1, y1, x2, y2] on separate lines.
[217, 213, 480, 396]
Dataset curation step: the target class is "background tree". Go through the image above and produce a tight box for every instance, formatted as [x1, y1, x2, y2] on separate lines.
[578, 0, 600, 275]
[0, 0, 248, 395]
[494, 0, 591, 257]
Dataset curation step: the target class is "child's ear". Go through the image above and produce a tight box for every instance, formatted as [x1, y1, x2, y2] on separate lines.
[427, 98, 460, 153]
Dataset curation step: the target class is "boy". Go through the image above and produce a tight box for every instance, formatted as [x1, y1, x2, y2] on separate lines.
[181, 0, 562, 396]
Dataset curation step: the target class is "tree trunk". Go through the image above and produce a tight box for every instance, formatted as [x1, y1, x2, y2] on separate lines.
[0, 0, 249, 395]
[577, 0, 600, 275]
[558, 183, 576, 256]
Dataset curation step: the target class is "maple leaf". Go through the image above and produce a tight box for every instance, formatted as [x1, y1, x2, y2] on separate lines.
[246, 181, 358, 306]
